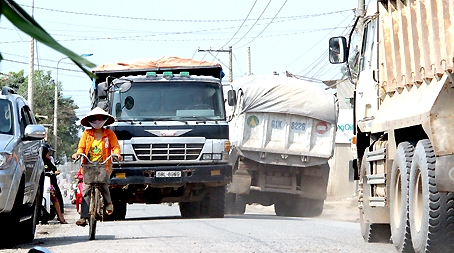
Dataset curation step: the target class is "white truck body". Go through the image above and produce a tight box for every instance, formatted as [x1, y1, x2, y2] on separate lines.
[226, 75, 338, 217]
[329, 0, 454, 251]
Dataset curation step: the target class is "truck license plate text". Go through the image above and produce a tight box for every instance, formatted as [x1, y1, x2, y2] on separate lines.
[156, 171, 182, 178]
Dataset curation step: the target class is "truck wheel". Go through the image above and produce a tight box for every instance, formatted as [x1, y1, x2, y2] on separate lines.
[224, 192, 235, 214]
[208, 186, 225, 218]
[114, 200, 127, 220]
[104, 200, 127, 221]
[390, 142, 414, 252]
[359, 155, 391, 243]
[20, 183, 42, 243]
[409, 139, 454, 252]
[233, 194, 247, 215]
[288, 198, 324, 217]
[274, 201, 287, 216]
[179, 202, 200, 218]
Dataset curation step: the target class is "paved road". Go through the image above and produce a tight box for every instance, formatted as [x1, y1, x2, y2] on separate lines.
[2, 197, 396, 253]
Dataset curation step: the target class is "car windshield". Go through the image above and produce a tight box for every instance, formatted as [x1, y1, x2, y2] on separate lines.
[112, 81, 226, 121]
[0, 99, 13, 135]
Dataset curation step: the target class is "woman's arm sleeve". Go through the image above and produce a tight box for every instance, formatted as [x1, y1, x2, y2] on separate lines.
[109, 131, 121, 155]
[76, 131, 87, 154]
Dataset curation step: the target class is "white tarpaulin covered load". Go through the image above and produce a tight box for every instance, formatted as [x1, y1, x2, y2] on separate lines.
[232, 75, 337, 124]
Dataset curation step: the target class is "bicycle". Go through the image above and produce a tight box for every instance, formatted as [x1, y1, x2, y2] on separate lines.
[74, 153, 118, 240]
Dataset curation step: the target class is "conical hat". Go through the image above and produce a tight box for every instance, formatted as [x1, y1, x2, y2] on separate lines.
[80, 107, 115, 127]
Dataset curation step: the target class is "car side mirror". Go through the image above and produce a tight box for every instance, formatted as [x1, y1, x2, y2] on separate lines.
[23, 125, 46, 140]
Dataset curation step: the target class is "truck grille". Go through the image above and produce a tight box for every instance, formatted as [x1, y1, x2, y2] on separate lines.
[132, 143, 204, 161]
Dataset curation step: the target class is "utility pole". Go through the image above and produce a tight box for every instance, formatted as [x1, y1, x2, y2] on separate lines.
[357, 0, 366, 42]
[247, 47, 252, 76]
[198, 46, 233, 83]
[28, 0, 35, 110]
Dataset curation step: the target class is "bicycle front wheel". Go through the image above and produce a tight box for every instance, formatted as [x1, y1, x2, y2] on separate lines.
[89, 187, 100, 240]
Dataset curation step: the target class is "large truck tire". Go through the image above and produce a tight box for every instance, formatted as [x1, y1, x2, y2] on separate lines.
[409, 139, 454, 253]
[390, 142, 414, 252]
[105, 199, 127, 221]
[359, 154, 391, 243]
[179, 201, 200, 218]
[288, 198, 324, 217]
[233, 194, 247, 215]
[208, 186, 225, 218]
[274, 201, 288, 216]
[224, 192, 235, 214]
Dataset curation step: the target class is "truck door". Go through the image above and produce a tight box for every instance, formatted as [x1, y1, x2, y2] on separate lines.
[355, 17, 379, 132]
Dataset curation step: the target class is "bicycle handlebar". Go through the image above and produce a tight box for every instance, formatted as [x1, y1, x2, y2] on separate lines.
[73, 153, 119, 165]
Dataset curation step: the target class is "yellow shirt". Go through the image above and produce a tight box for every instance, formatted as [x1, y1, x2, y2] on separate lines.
[89, 139, 103, 162]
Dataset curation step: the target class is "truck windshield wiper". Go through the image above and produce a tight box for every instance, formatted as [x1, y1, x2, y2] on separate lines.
[178, 116, 215, 122]
[116, 119, 136, 124]
[142, 117, 189, 124]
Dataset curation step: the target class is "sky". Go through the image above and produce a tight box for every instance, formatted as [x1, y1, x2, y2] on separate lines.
[0, 0, 360, 120]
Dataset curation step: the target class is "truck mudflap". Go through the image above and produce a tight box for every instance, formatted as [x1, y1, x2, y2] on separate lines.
[110, 164, 232, 186]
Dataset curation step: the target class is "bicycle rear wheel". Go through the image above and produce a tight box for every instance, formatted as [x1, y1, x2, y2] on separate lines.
[89, 188, 100, 240]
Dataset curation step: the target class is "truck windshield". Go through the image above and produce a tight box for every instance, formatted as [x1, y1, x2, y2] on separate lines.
[0, 99, 13, 135]
[112, 81, 226, 121]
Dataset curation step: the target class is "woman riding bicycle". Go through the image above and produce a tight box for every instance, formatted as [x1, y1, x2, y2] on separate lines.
[72, 107, 122, 226]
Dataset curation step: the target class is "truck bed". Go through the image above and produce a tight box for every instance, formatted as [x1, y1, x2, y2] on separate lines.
[232, 112, 335, 160]
[378, 0, 454, 94]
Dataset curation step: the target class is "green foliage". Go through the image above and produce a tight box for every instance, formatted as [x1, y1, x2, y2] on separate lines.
[0, 70, 25, 90]
[0, 0, 97, 78]
[0, 70, 82, 163]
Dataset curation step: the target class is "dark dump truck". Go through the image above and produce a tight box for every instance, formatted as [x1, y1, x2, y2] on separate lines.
[89, 57, 236, 219]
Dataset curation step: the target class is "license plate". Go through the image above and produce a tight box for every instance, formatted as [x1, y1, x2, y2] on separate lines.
[156, 171, 181, 178]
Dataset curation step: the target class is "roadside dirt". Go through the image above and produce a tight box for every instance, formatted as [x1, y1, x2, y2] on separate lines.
[246, 196, 360, 222]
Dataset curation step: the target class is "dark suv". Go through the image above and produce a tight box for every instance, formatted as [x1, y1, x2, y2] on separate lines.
[0, 87, 46, 245]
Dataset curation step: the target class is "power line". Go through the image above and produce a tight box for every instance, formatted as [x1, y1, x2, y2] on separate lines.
[220, 0, 258, 49]
[2, 59, 83, 72]
[20, 4, 352, 23]
[230, 0, 272, 48]
[280, 9, 356, 73]
[237, 0, 288, 49]
[1, 26, 349, 44]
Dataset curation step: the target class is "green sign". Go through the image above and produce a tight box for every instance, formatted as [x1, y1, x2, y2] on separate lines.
[247, 115, 259, 128]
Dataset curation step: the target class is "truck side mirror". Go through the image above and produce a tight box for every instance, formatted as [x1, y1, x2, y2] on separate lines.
[329, 37, 348, 64]
[124, 96, 134, 110]
[227, 90, 237, 106]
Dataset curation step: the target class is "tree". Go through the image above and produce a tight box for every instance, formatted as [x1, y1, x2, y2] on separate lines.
[0, 0, 96, 78]
[0, 70, 82, 163]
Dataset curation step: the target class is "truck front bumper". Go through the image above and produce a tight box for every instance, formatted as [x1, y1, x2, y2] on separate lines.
[110, 164, 232, 186]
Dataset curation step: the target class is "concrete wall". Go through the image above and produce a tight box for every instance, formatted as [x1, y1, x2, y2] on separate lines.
[327, 142, 357, 200]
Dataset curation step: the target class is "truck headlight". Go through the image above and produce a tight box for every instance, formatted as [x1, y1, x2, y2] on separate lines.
[123, 155, 134, 162]
[212, 153, 222, 160]
[202, 153, 222, 160]
[202, 154, 212, 160]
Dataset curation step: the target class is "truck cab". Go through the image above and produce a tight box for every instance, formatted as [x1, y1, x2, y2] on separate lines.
[90, 57, 236, 220]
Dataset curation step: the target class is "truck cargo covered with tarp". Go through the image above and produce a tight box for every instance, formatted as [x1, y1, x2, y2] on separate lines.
[226, 75, 338, 217]
[92, 56, 224, 84]
[229, 75, 338, 164]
